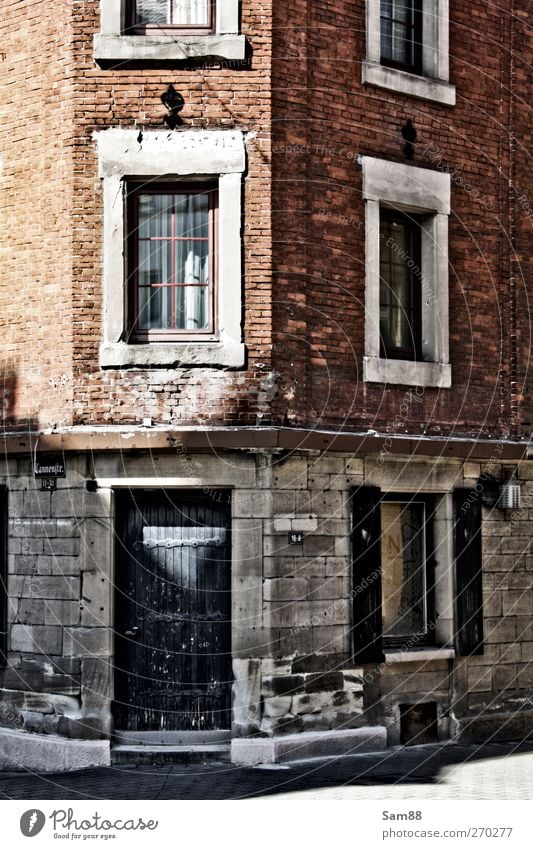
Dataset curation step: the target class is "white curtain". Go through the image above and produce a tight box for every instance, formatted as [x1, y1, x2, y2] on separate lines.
[136, 0, 167, 25]
[172, 0, 210, 26]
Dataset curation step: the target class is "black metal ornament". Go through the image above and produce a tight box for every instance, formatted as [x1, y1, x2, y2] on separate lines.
[401, 119, 417, 160]
[161, 85, 185, 129]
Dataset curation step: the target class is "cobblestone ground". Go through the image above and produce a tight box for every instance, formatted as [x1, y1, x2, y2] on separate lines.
[0, 742, 531, 801]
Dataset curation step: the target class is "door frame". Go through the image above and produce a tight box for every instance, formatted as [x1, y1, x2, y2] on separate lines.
[110, 485, 233, 735]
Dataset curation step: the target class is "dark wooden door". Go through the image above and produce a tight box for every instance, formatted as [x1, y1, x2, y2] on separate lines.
[113, 490, 232, 732]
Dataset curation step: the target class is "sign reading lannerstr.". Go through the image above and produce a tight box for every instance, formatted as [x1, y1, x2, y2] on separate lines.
[34, 458, 66, 478]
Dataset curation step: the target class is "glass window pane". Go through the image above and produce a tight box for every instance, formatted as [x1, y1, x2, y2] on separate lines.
[138, 284, 163, 330]
[136, 0, 168, 25]
[392, 0, 411, 24]
[138, 239, 169, 287]
[381, 502, 426, 638]
[380, 216, 415, 352]
[171, 0, 210, 26]
[138, 193, 172, 239]
[133, 188, 212, 334]
[172, 192, 209, 239]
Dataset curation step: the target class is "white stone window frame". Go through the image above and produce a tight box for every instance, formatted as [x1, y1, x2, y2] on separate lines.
[361, 155, 451, 388]
[94, 0, 246, 63]
[95, 128, 246, 369]
[363, 0, 456, 106]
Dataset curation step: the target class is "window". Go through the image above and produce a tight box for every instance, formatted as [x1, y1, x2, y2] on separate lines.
[94, 0, 245, 63]
[380, 0, 422, 74]
[127, 0, 214, 34]
[96, 128, 245, 369]
[380, 494, 435, 646]
[361, 155, 451, 387]
[350, 485, 483, 663]
[127, 184, 217, 342]
[363, 0, 455, 105]
[379, 210, 422, 360]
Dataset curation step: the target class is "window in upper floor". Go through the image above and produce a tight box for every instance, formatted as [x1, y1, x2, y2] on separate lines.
[127, 183, 217, 342]
[127, 0, 214, 34]
[95, 128, 245, 369]
[380, 0, 423, 75]
[94, 0, 245, 64]
[379, 209, 423, 361]
[361, 155, 451, 388]
[363, 0, 456, 105]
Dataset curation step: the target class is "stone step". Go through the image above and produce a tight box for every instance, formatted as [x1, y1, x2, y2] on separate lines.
[111, 744, 231, 765]
[232, 727, 387, 765]
[113, 730, 231, 746]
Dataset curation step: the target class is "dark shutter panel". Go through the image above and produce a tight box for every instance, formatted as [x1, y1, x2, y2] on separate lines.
[0, 487, 7, 666]
[453, 488, 484, 656]
[351, 486, 384, 663]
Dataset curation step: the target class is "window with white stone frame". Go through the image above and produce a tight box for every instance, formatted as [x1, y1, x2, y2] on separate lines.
[360, 155, 451, 388]
[93, 0, 245, 63]
[363, 0, 456, 106]
[95, 129, 246, 369]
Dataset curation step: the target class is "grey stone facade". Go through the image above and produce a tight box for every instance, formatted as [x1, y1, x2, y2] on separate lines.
[1, 446, 532, 768]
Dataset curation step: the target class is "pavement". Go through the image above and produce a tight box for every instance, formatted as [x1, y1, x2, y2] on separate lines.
[0, 740, 532, 800]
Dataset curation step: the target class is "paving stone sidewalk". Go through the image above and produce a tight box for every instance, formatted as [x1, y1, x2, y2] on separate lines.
[0, 741, 532, 801]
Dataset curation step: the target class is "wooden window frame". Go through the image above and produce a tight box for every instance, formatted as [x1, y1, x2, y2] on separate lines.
[380, 493, 436, 650]
[126, 0, 215, 35]
[380, 0, 423, 75]
[379, 208, 423, 362]
[126, 182, 218, 344]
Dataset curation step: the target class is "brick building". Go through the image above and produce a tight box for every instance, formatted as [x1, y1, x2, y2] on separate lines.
[0, 0, 532, 769]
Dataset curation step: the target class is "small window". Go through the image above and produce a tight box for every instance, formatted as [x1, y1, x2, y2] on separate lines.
[380, 0, 422, 74]
[127, 184, 217, 342]
[379, 210, 422, 361]
[361, 155, 451, 387]
[380, 494, 435, 647]
[127, 0, 214, 34]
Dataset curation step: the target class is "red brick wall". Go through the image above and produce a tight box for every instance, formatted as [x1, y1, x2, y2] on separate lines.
[271, 0, 532, 440]
[0, 0, 76, 430]
[1, 1, 274, 429]
[1, 1, 530, 439]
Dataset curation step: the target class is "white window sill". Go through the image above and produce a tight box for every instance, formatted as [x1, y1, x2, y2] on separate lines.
[364, 357, 452, 388]
[100, 340, 246, 369]
[385, 648, 455, 664]
[93, 34, 246, 64]
[362, 62, 456, 106]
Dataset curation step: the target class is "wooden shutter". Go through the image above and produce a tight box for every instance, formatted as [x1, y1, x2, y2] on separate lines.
[351, 486, 384, 663]
[453, 488, 484, 656]
[0, 487, 7, 665]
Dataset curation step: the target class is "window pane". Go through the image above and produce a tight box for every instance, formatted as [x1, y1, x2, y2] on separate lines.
[136, 0, 168, 25]
[133, 189, 211, 334]
[171, 0, 210, 26]
[380, 217, 415, 353]
[381, 0, 415, 66]
[138, 193, 172, 239]
[381, 502, 426, 639]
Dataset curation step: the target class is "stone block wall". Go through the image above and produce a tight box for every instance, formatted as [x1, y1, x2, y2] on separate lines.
[1, 449, 532, 745]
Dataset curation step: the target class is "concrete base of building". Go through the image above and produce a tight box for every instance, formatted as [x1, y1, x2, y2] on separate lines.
[0, 728, 111, 772]
[231, 727, 388, 765]
[455, 711, 533, 745]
